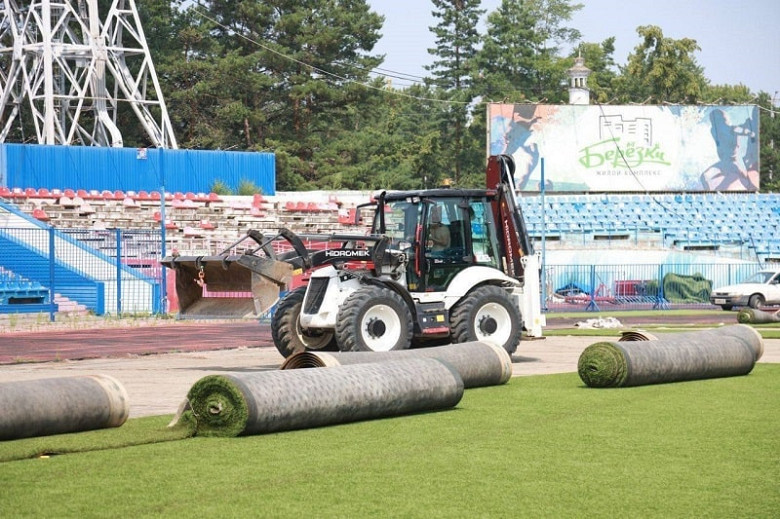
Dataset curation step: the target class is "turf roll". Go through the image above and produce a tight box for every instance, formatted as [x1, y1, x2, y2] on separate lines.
[280, 341, 512, 388]
[0, 375, 129, 441]
[619, 330, 659, 341]
[578, 325, 763, 388]
[186, 358, 464, 437]
[737, 308, 780, 324]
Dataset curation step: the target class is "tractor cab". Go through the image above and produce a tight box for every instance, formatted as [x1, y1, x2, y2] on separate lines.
[372, 190, 507, 292]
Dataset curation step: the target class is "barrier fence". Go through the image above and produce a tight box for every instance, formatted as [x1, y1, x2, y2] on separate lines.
[544, 262, 764, 312]
[0, 224, 770, 319]
[0, 227, 164, 318]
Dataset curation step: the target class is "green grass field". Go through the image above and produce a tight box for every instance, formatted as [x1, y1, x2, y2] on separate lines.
[2, 364, 778, 518]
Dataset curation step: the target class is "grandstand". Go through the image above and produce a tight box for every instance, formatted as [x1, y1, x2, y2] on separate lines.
[2, 185, 779, 318]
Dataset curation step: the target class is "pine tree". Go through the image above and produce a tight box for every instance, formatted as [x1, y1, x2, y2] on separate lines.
[426, 0, 485, 184]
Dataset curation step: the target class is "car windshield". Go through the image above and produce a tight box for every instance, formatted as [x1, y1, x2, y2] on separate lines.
[742, 271, 778, 284]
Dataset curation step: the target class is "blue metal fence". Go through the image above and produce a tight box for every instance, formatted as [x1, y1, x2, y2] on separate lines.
[0, 226, 164, 318]
[544, 262, 765, 312]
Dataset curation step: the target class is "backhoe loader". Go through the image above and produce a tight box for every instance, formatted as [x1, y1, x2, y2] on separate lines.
[162, 155, 545, 356]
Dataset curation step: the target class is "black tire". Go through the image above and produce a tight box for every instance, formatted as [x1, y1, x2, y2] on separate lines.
[271, 287, 336, 358]
[335, 285, 413, 352]
[748, 294, 764, 309]
[450, 285, 522, 355]
[720, 304, 733, 311]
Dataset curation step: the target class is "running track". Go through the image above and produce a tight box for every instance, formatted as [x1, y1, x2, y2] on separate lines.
[0, 322, 271, 364]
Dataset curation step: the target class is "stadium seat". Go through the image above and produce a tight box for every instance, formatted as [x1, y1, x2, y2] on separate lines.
[32, 208, 50, 221]
[0, 186, 11, 198]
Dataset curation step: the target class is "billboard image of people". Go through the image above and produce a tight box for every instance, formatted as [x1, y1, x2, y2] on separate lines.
[488, 103, 759, 192]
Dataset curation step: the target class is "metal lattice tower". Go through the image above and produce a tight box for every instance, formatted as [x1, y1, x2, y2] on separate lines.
[0, 0, 177, 148]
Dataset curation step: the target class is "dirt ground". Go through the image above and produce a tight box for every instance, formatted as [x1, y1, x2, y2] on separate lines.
[1, 320, 777, 418]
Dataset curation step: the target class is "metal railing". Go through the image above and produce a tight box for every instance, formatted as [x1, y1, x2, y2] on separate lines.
[0, 226, 165, 318]
[543, 262, 764, 312]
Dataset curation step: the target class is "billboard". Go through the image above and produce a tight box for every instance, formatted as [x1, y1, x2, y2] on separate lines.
[487, 104, 759, 192]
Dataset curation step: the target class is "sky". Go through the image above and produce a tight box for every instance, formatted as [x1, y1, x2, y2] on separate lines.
[369, 0, 780, 102]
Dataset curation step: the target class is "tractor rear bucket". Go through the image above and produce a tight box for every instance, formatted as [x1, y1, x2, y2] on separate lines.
[162, 230, 306, 319]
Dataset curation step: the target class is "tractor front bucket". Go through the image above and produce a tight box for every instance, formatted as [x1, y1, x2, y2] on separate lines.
[163, 254, 294, 319]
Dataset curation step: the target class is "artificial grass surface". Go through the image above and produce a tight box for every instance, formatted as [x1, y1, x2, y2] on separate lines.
[1, 364, 778, 518]
[0, 415, 193, 462]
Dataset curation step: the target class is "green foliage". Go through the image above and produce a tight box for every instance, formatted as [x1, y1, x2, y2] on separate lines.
[1, 366, 778, 517]
[209, 179, 233, 195]
[236, 178, 263, 195]
[616, 25, 707, 104]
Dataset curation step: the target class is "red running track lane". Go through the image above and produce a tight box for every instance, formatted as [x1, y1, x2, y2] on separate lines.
[0, 322, 273, 364]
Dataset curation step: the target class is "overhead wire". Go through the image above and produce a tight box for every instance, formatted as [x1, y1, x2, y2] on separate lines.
[189, 3, 470, 106]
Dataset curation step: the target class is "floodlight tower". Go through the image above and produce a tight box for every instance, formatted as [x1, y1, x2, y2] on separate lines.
[0, 0, 177, 148]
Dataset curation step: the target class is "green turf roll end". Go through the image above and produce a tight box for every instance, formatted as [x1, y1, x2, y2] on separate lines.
[186, 375, 249, 437]
[577, 342, 629, 388]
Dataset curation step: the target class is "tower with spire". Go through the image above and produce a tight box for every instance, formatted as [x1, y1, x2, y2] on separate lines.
[567, 53, 592, 105]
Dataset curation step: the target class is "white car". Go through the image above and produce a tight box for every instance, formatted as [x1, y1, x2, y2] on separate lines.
[710, 269, 780, 310]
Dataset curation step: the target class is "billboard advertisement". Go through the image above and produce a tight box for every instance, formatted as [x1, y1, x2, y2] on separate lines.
[488, 104, 759, 192]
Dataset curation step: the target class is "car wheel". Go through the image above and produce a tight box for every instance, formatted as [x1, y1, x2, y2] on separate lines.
[271, 287, 336, 358]
[748, 294, 765, 309]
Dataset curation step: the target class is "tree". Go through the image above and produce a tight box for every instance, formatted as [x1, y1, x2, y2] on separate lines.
[162, 0, 384, 190]
[477, 0, 582, 104]
[616, 25, 707, 104]
[426, 0, 485, 183]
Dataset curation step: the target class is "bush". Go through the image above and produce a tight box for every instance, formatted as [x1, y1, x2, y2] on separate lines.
[237, 179, 263, 195]
[209, 179, 233, 195]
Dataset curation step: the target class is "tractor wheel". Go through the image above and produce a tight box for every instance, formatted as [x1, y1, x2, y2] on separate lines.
[748, 294, 765, 309]
[271, 287, 336, 358]
[450, 285, 522, 355]
[335, 285, 413, 352]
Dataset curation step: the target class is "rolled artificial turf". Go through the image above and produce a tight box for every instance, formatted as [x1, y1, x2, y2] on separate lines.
[738, 308, 780, 324]
[280, 341, 512, 388]
[186, 358, 464, 437]
[0, 375, 129, 441]
[578, 324, 763, 388]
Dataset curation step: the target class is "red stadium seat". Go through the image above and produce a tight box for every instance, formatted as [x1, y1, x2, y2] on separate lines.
[252, 193, 266, 207]
[101, 190, 115, 199]
[24, 187, 37, 197]
[250, 206, 265, 217]
[77, 189, 90, 199]
[32, 208, 50, 221]
[199, 220, 215, 230]
[0, 186, 11, 198]
[113, 190, 125, 199]
[63, 188, 76, 198]
[153, 211, 162, 222]
[150, 191, 161, 200]
[173, 192, 185, 200]
[207, 192, 221, 203]
[136, 190, 151, 200]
